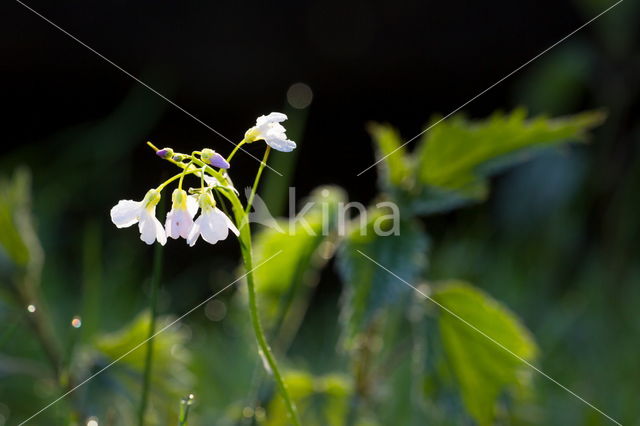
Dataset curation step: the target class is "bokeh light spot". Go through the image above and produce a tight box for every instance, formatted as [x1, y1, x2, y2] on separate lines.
[287, 83, 313, 109]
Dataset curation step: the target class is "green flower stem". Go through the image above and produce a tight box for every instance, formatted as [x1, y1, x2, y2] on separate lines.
[245, 147, 270, 214]
[156, 169, 200, 192]
[224, 169, 300, 426]
[236, 219, 301, 426]
[138, 211, 165, 426]
[178, 160, 195, 189]
[226, 139, 247, 163]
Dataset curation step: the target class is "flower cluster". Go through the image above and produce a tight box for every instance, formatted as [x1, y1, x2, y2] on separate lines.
[110, 113, 295, 246]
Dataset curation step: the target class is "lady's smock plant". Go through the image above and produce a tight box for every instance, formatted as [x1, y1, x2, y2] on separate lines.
[186, 192, 239, 246]
[109, 112, 301, 425]
[110, 189, 167, 245]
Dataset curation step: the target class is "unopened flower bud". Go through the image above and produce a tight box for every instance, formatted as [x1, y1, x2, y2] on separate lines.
[201, 148, 230, 169]
[156, 147, 174, 159]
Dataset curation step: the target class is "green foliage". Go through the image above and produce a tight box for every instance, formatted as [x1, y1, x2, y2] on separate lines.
[368, 123, 412, 189]
[416, 109, 602, 189]
[1, 103, 613, 425]
[0, 169, 42, 272]
[432, 281, 538, 425]
[337, 210, 428, 348]
[369, 109, 605, 214]
[92, 311, 192, 423]
[252, 186, 345, 324]
[94, 311, 190, 377]
[264, 370, 351, 426]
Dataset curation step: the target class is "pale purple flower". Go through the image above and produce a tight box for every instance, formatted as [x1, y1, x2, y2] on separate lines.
[187, 193, 239, 246]
[110, 189, 167, 245]
[245, 112, 297, 152]
[165, 188, 199, 240]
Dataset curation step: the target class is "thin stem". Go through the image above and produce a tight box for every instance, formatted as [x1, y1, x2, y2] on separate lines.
[138, 229, 165, 426]
[178, 394, 194, 426]
[10, 281, 64, 381]
[245, 147, 270, 215]
[226, 139, 247, 163]
[156, 169, 199, 191]
[146, 143, 228, 188]
[225, 180, 300, 425]
[238, 231, 301, 426]
[178, 160, 195, 189]
[146, 141, 160, 151]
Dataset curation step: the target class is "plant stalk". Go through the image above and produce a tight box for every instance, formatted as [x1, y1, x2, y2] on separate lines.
[138, 231, 164, 426]
[237, 231, 301, 426]
[228, 148, 300, 425]
[245, 147, 270, 214]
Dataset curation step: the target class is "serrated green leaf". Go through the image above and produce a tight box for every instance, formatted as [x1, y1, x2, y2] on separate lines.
[412, 109, 604, 213]
[432, 281, 537, 425]
[337, 211, 428, 348]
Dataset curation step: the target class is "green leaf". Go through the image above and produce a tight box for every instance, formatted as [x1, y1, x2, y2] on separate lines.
[412, 109, 604, 212]
[368, 122, 412, 189]
[337, 210, 428, 348]
[265, 370, 352, 426]
[90, 311, 192, 424]
[94, 310, 191, 385]
[432, 281, 538, 425]
[252, 186, 346, 323]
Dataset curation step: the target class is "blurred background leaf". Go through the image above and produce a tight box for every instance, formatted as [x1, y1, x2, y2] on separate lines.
[432, 281, 537, 426]
[85, 311, 193, 425]
[337, 211, 428, 350]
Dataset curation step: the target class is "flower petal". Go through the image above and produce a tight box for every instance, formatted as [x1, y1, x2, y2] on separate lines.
[199, 211, 227, 244]
[139, 212, 158, 245]
[187, 195, 199, 218]
[110, 200, 142, 228]
[215, 208, 239, 236]
[167, 208, 195, 240]
[256, 112, 287, 126]
[154, 215, 167, 246]
[265, 135, 297, 152]
[187, 219, 202, 247]
[165, 209, 179, 239]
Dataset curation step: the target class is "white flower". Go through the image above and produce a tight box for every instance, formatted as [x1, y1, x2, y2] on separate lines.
[110, 189, 167, 245]
[165, 188, 199, 240]
[187, 192, 239, 246]
[245, 112, 297, 152]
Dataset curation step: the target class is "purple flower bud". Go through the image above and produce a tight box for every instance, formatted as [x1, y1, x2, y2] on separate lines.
[208, 152, 230, 169]
[156, 147, 174, 159]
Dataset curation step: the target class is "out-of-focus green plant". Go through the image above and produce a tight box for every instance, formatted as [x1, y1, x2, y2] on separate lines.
[246, 109, 603, 425]
[83, 311, 193, 424]
[2, 107, 608, 426]
[330, 109, 603, 424]
[263, 370, 351, 426]
[0, 168, 43, 281]
[432, 282, 537, 425]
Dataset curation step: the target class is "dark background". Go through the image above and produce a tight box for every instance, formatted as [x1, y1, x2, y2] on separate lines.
[1, 0, 639, 424]
[3, 0, 611, 198]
